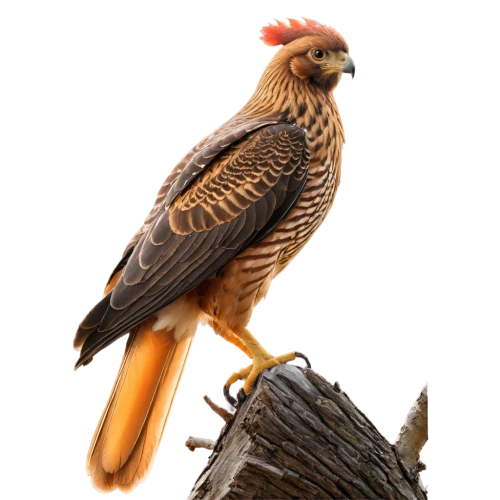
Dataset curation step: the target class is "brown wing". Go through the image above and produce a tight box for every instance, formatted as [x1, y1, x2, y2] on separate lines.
[109, 119, 280, 273]
[74, 123, 309, 368]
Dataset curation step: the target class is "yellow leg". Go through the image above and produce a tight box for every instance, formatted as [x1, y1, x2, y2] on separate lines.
[223, 327, 309, 405]
[225, 364, 253, 389]
[218, 329, 252, 358]
[242, 351, 297, 393]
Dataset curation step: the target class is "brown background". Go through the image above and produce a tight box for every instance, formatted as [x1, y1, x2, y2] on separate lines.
[0, 2, 495, 499]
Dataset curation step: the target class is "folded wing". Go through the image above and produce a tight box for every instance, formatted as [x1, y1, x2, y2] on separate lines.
[74, 123, 309, 368]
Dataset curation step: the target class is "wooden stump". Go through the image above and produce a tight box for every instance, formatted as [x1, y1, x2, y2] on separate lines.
[188, 365, 427, 500]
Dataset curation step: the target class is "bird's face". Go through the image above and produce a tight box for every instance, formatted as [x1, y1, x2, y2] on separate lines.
[286, 37, 355, 91]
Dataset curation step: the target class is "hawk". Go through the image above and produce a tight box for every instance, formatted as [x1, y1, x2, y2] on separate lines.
[74, 18, 354, 492]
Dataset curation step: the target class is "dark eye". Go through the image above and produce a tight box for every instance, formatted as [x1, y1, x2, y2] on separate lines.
[311, 49, 327, 61]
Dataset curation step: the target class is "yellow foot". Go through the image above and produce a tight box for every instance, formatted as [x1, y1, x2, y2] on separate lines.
[223, 351, 311, 407]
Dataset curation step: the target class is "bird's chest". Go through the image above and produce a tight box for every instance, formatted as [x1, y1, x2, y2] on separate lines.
[302, 99, 343, 189]
[275, 106, 343, 270]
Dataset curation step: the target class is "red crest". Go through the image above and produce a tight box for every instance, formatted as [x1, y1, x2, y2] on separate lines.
[260, 18, 348, 52]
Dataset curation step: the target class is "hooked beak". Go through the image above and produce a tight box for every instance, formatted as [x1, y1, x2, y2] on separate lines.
[342, 55, 355, 78]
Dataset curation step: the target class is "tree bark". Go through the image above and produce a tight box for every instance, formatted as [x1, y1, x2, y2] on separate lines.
[188, 364, 427, 500]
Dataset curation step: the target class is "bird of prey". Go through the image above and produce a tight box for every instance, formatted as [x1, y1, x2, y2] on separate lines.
[74, 18, 354, 493]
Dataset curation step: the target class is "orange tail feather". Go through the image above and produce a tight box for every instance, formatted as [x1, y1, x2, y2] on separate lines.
[86, 317, 194, 493]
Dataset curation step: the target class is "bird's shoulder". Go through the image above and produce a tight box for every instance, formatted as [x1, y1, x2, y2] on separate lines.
[120, 119, 306, 259]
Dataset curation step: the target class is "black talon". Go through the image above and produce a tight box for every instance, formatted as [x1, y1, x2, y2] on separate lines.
[236, 388, 247, 407]
[294, 351, 311, 368]
[223, 384, 247, 408]
[223, 384, 237, 408]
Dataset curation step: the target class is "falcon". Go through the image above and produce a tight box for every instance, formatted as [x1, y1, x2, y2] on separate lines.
[74, 18, 355, 492]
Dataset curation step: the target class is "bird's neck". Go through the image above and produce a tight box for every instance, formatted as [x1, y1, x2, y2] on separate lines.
[240, 58, 339, 132]
[238, 60, 345, 164]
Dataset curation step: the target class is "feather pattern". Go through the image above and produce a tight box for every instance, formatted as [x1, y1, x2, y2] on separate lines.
[75, 18, 351, 494]
[74, 123, 309, 368]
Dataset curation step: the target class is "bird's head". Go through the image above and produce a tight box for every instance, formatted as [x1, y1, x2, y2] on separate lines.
[260, 18, 354, 92]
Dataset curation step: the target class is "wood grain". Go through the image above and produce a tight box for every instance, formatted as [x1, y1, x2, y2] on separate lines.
[188, 365, 427, 500]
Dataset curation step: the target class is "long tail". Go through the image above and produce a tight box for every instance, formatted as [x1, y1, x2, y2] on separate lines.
[86, 317, 195, 493]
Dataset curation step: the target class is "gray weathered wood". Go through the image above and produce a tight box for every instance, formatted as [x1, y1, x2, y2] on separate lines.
[188, 365, 427, 500]
[395, 384, 428, 473]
